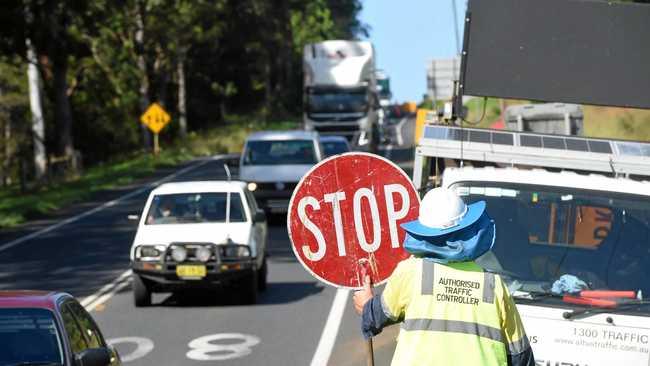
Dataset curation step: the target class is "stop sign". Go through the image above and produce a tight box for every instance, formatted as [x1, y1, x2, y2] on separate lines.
[287, 152, 420, 289]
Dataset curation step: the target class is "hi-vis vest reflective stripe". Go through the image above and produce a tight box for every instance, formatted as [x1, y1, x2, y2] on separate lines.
[381, 258, 529, 366]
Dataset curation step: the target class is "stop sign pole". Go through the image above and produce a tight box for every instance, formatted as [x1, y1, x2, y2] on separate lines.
[288, 152, 420, 364]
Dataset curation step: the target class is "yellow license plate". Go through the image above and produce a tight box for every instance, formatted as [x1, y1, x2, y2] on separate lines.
[176, 265, 206, 278]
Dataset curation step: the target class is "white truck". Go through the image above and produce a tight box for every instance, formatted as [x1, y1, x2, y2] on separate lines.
[303, 40, 379, 151]
[413, 123, 650, 365]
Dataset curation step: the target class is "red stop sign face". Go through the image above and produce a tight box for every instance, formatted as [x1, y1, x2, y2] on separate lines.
[288, 152, 420, 289]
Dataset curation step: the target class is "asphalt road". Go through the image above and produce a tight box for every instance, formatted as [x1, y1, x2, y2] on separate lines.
[0, 117, 416, 365]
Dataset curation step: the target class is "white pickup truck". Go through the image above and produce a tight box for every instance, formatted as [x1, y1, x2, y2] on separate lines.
[413, 124, 650, 365]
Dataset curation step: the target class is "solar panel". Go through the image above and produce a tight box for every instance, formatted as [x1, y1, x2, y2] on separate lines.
[423, 125, 450, 140]
[616, 141, 650, 157]
[418, 124, 650, 179]
[422, 125, 646, 159]
[588, 140, 612, 154]
[565, 138, 589, 152]
[492, 132, 514, 146]
[520, 135, 542, 148]
[542, 136, 565, 150]
[469, 130, 491, 143]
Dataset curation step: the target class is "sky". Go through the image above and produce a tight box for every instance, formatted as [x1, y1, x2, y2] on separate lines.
[360, 0, 466, 103]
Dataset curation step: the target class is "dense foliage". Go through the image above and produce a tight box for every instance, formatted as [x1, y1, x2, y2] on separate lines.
[0, 0, 366, 184]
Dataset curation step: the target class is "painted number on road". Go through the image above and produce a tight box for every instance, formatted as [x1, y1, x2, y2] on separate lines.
[107, 333, 260, 362]
[107, 337, 154, 362]
[187, 333, 261, 361]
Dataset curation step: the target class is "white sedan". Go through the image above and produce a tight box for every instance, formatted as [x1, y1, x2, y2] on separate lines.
[129, 181, 267, 306]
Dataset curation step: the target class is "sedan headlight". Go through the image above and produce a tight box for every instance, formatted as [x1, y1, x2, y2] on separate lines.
[135, 245, 165, 260]
[171, 246, 188, 262]
[219, 245, 251, 258]
[247, 182, 257, 192]
[195, 246, 212, 263]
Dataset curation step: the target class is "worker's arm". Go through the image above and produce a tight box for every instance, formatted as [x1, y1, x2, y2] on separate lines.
[496, 276, 535, 366]
[354, 260, 412, 339]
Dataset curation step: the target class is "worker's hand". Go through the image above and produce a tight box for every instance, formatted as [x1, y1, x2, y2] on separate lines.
[353, 275, 374, 315]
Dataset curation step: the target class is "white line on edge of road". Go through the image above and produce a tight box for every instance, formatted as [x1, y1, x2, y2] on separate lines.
[0, 157, 217, 254]
[80, 269, 132, 310]
[395, 117, 408, 146]
[84, 272, 133, 312]
[310, 288, 350, 366]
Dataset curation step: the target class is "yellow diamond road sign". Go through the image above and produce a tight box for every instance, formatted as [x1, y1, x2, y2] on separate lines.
[140, 103, 171, 134]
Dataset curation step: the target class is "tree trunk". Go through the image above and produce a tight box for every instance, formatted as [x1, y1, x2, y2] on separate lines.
[53, 57, 75, 164]
[0, 85, 7, 186]
[177, 56, 187, 138]
[157, 71, 169, 108]
[2, 118, 9, 186]
[264, 61, 271, 122]
[25, 38, 46, 180]
[135, 0, 151, 149]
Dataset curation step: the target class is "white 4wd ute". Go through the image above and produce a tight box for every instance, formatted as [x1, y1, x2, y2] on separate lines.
[129, 181, 267, 306]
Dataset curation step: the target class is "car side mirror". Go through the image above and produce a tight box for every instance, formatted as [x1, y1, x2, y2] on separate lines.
[75, 347, 112, 366]
[254, 210, 266, 223]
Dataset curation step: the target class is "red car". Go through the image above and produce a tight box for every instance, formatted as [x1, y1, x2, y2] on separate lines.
[0, 291, 120, 366]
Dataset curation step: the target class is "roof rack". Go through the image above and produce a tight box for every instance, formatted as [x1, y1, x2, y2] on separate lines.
[413, 124, 650, 190]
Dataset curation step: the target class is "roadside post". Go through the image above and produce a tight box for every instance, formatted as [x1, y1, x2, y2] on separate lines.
[287, 152, 420, 364]
[140, 103, 171, 155]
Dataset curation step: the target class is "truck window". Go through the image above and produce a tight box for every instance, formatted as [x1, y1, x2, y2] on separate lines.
[452, 183, 650, 301]
[307, 89, 368, 114]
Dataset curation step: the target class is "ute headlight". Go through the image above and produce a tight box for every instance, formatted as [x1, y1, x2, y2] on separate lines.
[171, 246, 187, 262]
[195, 246, 212, 263]
[247, 182, 257, 192]
[136, 245, 165, 260]
[220, 245, 251, 258]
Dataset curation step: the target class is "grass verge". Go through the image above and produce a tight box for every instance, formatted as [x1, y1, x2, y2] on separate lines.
[0, 118, 299, 228]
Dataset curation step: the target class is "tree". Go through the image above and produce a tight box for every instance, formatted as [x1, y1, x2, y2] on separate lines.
[25, 0, 88, 166]
[0, 0, 368, 183]
[147, 0, 226, 137]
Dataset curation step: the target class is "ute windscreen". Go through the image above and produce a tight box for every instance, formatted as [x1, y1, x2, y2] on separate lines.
[461, 0, 650, 109]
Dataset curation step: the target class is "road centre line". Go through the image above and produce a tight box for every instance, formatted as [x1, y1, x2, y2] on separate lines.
[395, 116, 408, 146]
[80, 269, 132, 309]
[0, 157, 218, 254]
[310, 288, 350, 366]
[84, 272, 133, 312]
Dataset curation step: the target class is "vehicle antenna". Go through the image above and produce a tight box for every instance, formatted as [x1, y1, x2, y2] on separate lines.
[224, 163, 232, 243]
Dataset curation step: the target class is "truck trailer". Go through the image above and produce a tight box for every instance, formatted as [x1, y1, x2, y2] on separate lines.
[303, 40, 379, 151]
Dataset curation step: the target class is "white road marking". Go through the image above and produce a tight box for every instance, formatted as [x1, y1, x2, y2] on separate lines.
[81, 269, 132, 311]
[0, 157, 218, 254]
[395, 117, 409, 147]
[187, 333, 261, 361]
[85, 279, 131, 312]
[107, 337, 155, 362]
[310, 288, 350, 366]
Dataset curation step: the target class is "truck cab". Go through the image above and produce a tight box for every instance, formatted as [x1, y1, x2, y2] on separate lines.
[413, 123, 650, 365]
[303, 40, 379, 151]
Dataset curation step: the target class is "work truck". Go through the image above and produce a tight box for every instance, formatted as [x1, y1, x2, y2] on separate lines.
[413, 123, 650, 365]
[303, 40, 379, 150]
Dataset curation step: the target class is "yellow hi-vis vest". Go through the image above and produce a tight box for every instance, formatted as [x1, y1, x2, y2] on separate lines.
[381, 257, 529, 366]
